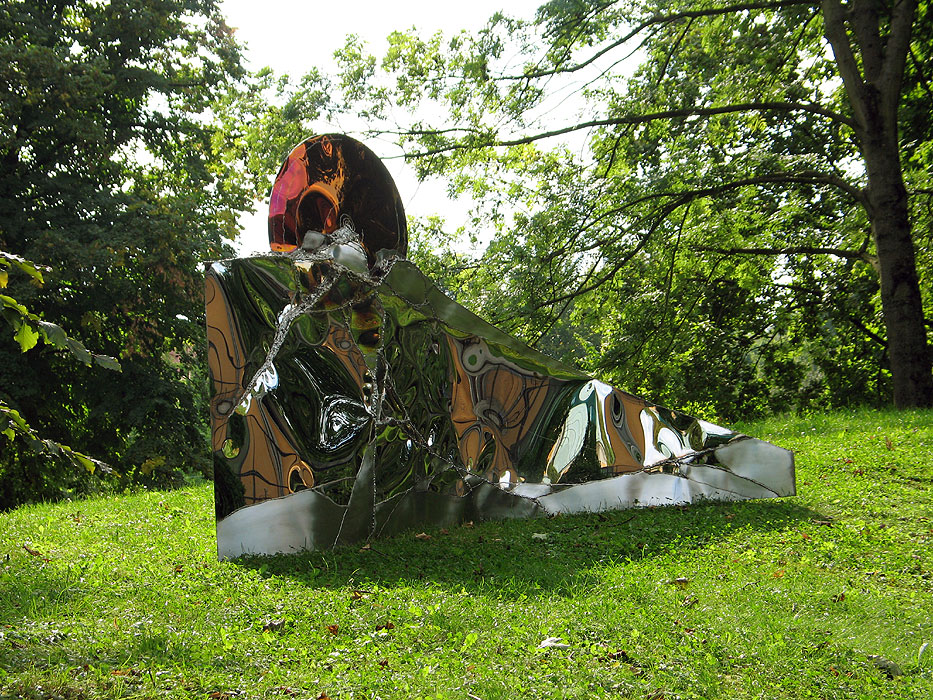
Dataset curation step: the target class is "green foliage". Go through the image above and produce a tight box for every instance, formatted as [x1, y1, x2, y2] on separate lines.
[334, 0, 933, 417]
[0, 0, 254, 507]
[0, 248, 119, 504]
[0, 409, 931, 698]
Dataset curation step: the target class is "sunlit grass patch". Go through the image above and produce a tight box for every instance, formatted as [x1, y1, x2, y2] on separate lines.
[1, 408, 931, 698]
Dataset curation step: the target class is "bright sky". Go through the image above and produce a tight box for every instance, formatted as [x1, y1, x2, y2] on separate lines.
[221, 0, 546, 254]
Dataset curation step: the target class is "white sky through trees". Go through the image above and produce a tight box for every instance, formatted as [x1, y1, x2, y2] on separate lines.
[221, 0, 544, 254]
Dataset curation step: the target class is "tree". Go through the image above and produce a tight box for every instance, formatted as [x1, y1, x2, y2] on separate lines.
[0, 0, 254, 505]
[337, 0, 933, 410]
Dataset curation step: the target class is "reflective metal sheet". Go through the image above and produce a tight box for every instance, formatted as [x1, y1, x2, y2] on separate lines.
[207, 135, 794, 558]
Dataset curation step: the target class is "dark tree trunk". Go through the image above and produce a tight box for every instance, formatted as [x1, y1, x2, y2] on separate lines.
[863, 137, 933, 407]
[822, 0, 932, 407]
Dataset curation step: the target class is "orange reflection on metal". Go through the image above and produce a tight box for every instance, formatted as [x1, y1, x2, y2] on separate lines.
[267, 134, 407, 262]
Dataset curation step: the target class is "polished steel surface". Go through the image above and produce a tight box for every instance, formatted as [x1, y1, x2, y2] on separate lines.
[208, 135, 795, 558]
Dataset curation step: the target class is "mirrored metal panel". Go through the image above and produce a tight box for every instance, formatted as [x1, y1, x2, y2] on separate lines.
[208, 135, 794, 558]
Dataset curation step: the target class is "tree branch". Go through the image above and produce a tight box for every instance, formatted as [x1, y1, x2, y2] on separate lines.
[501, 0, 817, 81]
[401, 101, 855, 159]
[613, 170, 865, 208]
[821, 0, 868, 132]
[880, 0, 918, 119]
[909, 46, 933, 102]
[527, 195, 691, 311]
[691, 244, 877, 267]
[848, 314, 887, 347]
[850, 0, 884, 82]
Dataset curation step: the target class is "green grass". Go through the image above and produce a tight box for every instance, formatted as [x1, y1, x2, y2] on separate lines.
[1, 408, 931, 699]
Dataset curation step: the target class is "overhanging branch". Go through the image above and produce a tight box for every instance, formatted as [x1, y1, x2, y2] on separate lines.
[402, 101, 855, 158]
[691, 244, 877, 267]
[501, 0, 817, 81]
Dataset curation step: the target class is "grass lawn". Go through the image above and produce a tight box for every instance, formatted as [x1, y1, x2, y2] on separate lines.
[1, 408, 931, 699]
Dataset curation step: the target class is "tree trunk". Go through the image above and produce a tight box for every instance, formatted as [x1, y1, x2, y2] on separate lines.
[863, 137, 933, 407]
[822, 0, 932, 407]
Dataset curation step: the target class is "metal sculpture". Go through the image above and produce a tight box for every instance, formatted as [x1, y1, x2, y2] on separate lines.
[207, 134, 794, 558]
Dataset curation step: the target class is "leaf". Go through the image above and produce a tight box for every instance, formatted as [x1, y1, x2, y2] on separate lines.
[461, 631, 478, 650]
[263, 619, 286, 632]
[868, 654, 903, 678]
[538, 637, 570, 649]
[0, 293, 29, 316]
[65, 337, 92, 365]
[1, 400, 110, 475]
[73, 453, 96, 475]
[140, 456, 166, 475]
[93, 354, 122, 371]
[326, 624, 339, 635]
[0, 250, 45, 284]
[0, 268, 7, 288]
[414, 532, 432, 540]
[14, 322, 39, 352]
[37, 321, 68, 348]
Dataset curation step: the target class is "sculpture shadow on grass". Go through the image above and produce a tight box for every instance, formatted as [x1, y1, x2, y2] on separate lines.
[233, 498, 822, 597]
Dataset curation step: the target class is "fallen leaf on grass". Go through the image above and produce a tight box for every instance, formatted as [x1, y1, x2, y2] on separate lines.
[378, 658, 389, 668]
[538, 637, 570, 649]
[531, 533, 549, 541]
[317, 693, 332, 700]
[605, 650, 632, 662]
[885, 436, 894, 451]
[812, 519, 833, 527]
[669, 577, 690, 589]
[375, 622, 395, 631]
[263, 619, 286, 632]
[359, 544, 372, 551]
[681, 596, 698, 608]
[868, 654, 903, 678]
[462, 521, 474, 528]
[326, 625, 339, 635]
[414, 532, 432, 540]
[832, 593, 845, 603]
[111, 668, 140, 676]
[22, 544, 47, 559]
[439, 528, 449, 535]
[772, 570, 785, 578]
